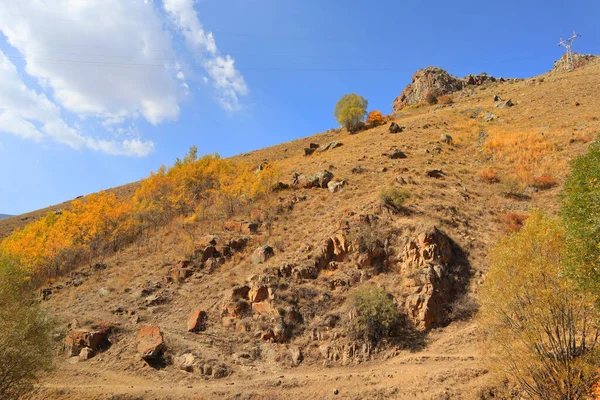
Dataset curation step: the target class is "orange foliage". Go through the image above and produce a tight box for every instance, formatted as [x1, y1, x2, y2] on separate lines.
[437, 95, 453, 105]
[0, 149, 279, 282]
[480, 167, 499, 184]
[366, 110, 384, 126]
[502, 212, 528, 233]
[532, 175, 558, 190]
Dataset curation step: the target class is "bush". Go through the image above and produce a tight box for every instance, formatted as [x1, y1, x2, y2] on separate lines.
[502, 212, 528, 233]
[480, 212, 600, 399]
[480, 167, 499, 184]
[334, 93, 368, 132]
[349, 286, 399, 344]
[379, 187, 411, 213]
[561, 139, 600, 295]
[532, 174, 557, 190]
[437, 95, 453, 105]
[0, 257, 54, 398]
[366, 110, 384, 126]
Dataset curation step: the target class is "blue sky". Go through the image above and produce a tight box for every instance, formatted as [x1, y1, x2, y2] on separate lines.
[0, 0, 598, 215]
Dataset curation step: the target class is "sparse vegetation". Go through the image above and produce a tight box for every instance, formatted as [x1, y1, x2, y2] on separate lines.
[379, 187, 411, 213]
[531, 174, 557, 190]
[348, 286, 399, 345]
[334, 93, 368, 132]
[366, 110, 384, 126]
[480, 211, 600, 400]
[437, 95, 453, 105]
[502, 212, 528, 232]
[480, 167, 499, 184]
[0, 256, 54, 399]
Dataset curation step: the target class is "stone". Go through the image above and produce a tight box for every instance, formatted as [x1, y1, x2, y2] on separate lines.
[317, 141, 343, 152]
[248, 284, 269, 303]
[230, 285, 251, 300]
[440, 133, 452, 144]
[251, 245, 275, 264]
[389, 122, 403, 133]
[327, 180, 346, 193]
[384, 148, 407, 159]
[64, 328, 109, 356]
[176, 353, 195, 372]
[136, 326, 165, 360]
[315, 170, 334, 188]
[187, 309, 208, 332]
[495, 99, 514, 108]
[78, 347, 95, 361]
[304, 147, 316, 156]
[309, 143, 320, 149]
[251, 301, 277, 316]
[426, 169, 445, 179]
[290, 346, 303, 366]
[144, 294, 167, 307]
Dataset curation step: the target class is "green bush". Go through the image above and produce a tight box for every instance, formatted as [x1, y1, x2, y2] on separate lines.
[561, 138, 600, 295]
[349, 286, 399, 344]
[379, 187, 411, 213]
[0, 257, 54, 398]
[334, 93, 368, 132]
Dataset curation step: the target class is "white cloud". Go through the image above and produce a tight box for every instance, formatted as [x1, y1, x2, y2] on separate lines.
[163, 0, 248, 111]
[0, 51, 154, 157]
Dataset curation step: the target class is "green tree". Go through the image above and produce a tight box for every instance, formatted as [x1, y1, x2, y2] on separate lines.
[561, 138, 600, 295]
[0, 257, 54, 399]
[349, 286, 399, 345]
[334, 93, 368, 132]
[479, 211, 600, 399]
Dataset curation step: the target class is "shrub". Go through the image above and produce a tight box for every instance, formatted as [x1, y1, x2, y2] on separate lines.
[480, 167, 499, 184]
[437, 95, 453, 105]
[531, 174, 557, 190]
[425, 91, 438, 105]
[480, 212, 600, 399]
[366, 110, 384, 126]
[561, 138, 600, 295]
[379, 187, 411, 213]
[349, 286, 399, 344]
[334, 93, 368, 132]
[0, 257, 54, 398]
[502, 212, 528, 233]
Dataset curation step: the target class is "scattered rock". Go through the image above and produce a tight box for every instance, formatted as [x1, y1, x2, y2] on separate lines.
[251, 245, 275, 264]
[376, 167, 388, 173]
[439, 133, 452, 144]
[327, 180, 347, 193]
[383, 148, 407, 159]
[389, 122, 404, 133]
[248, 283, 269, 303]
[426, 169, 445, 179]
[78, 347, 95, 361]
[187, 309, 208, 332]
[136, 326, 165, 360]
[145, 294, 167, 307]
[230, 285, 251, 300]
[64, 328, 110, 356]
[309, 143, 320, 149]
[304, 148, 316, 156]
[495, 99, 514, 108]
[351, 165, 367, 174]
[290, 346, 303, 366]
[176, 353, 195, 372]
[317, 141, 343, 152]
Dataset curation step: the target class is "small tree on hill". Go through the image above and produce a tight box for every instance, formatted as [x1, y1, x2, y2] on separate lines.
[0, 257, 54, 398]
[334, 93, 368, 132]
[366, 110, 384, 126]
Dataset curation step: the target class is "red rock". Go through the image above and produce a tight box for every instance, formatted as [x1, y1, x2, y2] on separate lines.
[248, 284, 269, 303]
[136, 326, 165, 360]
[187, 309, 208, 332]
[64, 328, 109, 356]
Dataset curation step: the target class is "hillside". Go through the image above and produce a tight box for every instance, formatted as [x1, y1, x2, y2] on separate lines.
[3, 58, 600, 400]
[0, 214, 12, 220]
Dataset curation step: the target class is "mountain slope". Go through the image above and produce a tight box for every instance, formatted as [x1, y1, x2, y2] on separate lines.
[7, 58, 600, 399]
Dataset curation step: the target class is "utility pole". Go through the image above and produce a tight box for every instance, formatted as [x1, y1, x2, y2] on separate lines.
[558, 31, 582, 71]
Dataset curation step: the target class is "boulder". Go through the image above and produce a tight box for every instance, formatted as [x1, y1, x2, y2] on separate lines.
[495, 99, 514, 108]
[440, 133, 453, 144]
[389, 122, 403, 133]
[78, 347, 95, 361]
[315, 170, 334, 188]
[187, 309, 208, 332]
[384, 148, 407, 159]
[327, 180, 347, 193]
[251, 245, 275, 264]
[64, 328, 109, 356]
[230, 285, 251, 300]
[309, 143, 320, 149]
[136, 326, 165, 360]
[317, 141, 343, 152]
[304, 147, 316, 156]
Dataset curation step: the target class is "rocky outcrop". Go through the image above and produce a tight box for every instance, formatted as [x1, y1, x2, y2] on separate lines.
[187, 309, 208, 332]
[64, 327, 110, 357]
[401, 227, 463, 330]
[553, 53, 597, 71]
[393, 66, 503, 111]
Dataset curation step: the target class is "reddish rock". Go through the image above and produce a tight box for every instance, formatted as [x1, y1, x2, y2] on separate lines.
[136, 326, 165, 360]
[252, 301, 277, 316]
[187, 309, 208, 332]
[248, 284, 269, 303]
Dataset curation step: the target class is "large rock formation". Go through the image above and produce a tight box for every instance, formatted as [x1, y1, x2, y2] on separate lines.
[401, 227, 464, 330]
[552, 53, 597, 72]
[392, 66, 501, 111]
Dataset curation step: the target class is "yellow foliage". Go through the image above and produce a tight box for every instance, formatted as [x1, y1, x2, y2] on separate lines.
[0, 149, 279, 282]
